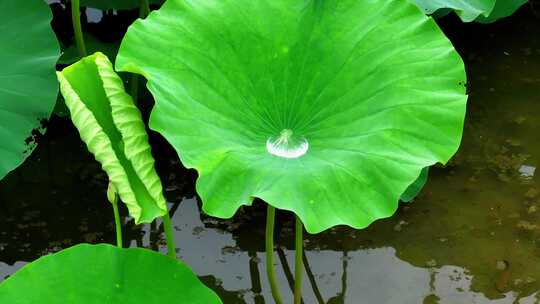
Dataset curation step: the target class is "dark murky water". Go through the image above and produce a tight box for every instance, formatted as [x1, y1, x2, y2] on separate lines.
[2, 4, 540, 304]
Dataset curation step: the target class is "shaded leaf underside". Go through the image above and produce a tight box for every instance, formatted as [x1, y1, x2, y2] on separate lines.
[401, 167, 430, 203]
[413, 0, 527, 22]
[476, 0, 528, 23]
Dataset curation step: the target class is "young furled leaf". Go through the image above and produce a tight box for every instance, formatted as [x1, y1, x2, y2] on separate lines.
[57, 52, 166, 224]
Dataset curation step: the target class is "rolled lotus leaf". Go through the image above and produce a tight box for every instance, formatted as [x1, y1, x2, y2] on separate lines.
[0, 244, 222, 303]
[0, 0, 60, 180]
[413, 0, 527, 22]
[116, 0, 467, 233]
[57, 52, 166, 224]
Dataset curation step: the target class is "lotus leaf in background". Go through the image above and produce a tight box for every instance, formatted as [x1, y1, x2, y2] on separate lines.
[413, 0, 528, 22]
[476, 0, 528, 23]
[80, 0, 163, 10]
[413, 0, 494, 21]
[57, 52, 166, 224]
[116, 0, 467, 233]
[0, 0, 60, 180]
[0, 244, 222, 304]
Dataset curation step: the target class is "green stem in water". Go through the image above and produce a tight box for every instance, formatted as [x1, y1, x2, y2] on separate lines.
[111, 197, 123, 248]
[162, 212, 177, 259]
[266, 205, 283, 304]
[71, 0, 87, 57]
[294, 215, 303, 304]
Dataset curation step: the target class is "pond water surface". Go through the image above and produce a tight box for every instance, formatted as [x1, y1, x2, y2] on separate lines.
[1, 4, 540, 304]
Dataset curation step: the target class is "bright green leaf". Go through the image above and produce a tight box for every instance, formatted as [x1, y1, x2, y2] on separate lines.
[57, 52, 166, 224]
[0, 244, 222, 304]
[0, 0, 60, 180]
[80, 0, 163, 10]
[401, 167, 430, 203]
[116, 0, 467, 233]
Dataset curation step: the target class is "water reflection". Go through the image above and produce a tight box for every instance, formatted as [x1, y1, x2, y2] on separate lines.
[152, 197, 540, 303]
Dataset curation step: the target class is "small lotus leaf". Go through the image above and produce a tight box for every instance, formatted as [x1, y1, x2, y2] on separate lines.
[0, 0, 60, 180]
[0, 244, 222, 303]
[116, 0, 467, 233]
[57, 52, 166, 224]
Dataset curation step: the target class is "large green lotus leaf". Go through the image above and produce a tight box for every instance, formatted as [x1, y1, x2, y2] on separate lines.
[0, 0, 60, 180]
[80, 0, 163, 10]
[116, 0, 467, 233]
[57, 52, 166, 224]
[0, 244, 222, 303]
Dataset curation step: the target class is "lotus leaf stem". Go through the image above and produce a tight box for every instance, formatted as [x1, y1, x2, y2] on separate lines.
[70, 0, 86, 57]
[162, 212, 177, 259]
[130, 75, 139, 103]
[265, 205, 283, 304]
[140, 0, 150, 17]
[111, 197, 123, 248]
[294, 215, 303, 304]
[107, 183, 122, 248]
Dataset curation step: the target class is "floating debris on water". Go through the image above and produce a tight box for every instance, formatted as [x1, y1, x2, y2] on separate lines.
[426, 259, 437, 267]
[516, 220, 537, 231]
[393, 220, 408, 232]
[519, 165, 536, 178]
[496, 260, 509, 271]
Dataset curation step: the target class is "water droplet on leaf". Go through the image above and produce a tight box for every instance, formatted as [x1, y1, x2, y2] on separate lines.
[266, 129, 308, 159]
